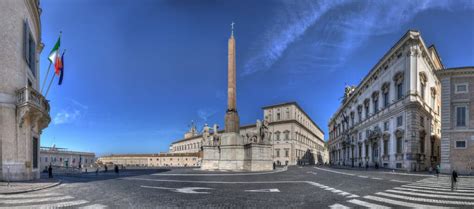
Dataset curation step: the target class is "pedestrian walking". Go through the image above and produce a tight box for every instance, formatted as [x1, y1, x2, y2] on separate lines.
[48, 164, 53, 178]
[436, 165, 440, 178]
[451, 169, 458, 191]
[104, 165, 108, 173]
[95, 167, 99, 175]
[365, 162, 369, 170]
[114, 165, 119, 175]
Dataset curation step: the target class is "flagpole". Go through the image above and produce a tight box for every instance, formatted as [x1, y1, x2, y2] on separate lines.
[44, 72, 55, 98]
[40, 62, 52, 94]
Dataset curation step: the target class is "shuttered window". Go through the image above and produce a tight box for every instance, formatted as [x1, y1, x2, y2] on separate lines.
[24, 20, 36, 77]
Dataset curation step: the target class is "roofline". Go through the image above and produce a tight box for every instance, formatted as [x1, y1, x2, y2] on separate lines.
[436, 66, 474, 76]
[262, 101, 325, 135]
[427, 44, 445, 69]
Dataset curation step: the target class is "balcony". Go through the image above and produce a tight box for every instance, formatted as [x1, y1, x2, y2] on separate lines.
[16, 87, 50, 131]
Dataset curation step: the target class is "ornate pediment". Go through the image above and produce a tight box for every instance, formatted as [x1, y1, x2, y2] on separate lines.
[419, 72, 427, 84]
[381, 82, 390, 93]
[419, 130, 427, 138]
[393, 71, 404, 85]
[394, 129, 405, 138]
[382, 132, 390, 140]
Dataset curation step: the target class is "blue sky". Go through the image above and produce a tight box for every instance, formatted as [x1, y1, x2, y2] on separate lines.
[39, 0, 474, 156]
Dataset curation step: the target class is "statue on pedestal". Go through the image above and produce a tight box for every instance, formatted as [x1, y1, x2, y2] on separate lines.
[212, 124, 220, 146]
[203, 124, 210, 145]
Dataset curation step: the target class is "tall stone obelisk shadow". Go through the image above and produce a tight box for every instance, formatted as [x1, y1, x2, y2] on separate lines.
[201, 23, 273, 172]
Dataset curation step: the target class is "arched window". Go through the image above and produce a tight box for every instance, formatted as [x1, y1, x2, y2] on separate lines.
[275, 131, 281, 141]
[381, 82, 390, 108]
[419, 72, 427, 100]
[364, 98, 370, 119]
[372, 91, 379, 113]
[393, 71, 404, 100]
[284, 131, 290, 140]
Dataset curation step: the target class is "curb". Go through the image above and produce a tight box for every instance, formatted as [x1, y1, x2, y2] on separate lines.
[0, 180, 62, 195]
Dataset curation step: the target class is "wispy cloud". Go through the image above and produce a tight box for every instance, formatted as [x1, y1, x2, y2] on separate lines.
[243, 0, 345, 76]
[243, 0, 473, 75]
[197, 108, 217, 122]
[53, 109, 81, 125]
[53, 99, 89, 125]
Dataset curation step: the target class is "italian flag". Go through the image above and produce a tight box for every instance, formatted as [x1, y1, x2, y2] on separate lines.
[48, 37, 61, 63]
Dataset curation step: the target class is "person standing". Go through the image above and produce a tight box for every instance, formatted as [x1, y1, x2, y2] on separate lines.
[48, 164, 53, 178]
[114, 165, 119, 175]
[451, 169, 458, 191]
[436, 164, 440, 178]
[104, 165, 108, 173]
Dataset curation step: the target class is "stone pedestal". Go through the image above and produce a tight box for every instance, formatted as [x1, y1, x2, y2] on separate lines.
[201, 133, 273, 172]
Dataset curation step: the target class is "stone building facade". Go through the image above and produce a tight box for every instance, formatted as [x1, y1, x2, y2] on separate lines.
[328, 30, 444, 171]
[98, 152, 201, 167]
[0, 0, 51, 180]
[437, 67, 474, 174]
[39, 146, 95, 170]
[170, 102, 327, 166]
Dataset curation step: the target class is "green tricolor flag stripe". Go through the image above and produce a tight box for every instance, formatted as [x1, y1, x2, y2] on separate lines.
[48, 37, 61, 63]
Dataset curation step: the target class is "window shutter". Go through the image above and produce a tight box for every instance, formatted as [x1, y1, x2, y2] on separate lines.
[24, 19, 30, 64]
[30, 37, 36, 76]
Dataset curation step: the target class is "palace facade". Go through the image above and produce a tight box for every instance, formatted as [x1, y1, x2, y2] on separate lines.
[437, 67, 474, 174]
[328, 30, 444, 171]
[97, 152, 201, 167]
[170, 102, 327, 166]
[0, 0, 51, 180]
[39, 146, 95, 170]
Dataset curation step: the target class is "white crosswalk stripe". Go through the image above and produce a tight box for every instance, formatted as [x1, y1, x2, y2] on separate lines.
[347, 199, 391, 209]
[0, 192, 107, 209]
[328, 176, 474, 208]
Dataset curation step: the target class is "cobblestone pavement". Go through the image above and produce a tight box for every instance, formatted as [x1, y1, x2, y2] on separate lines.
[6, 167, 473, 208]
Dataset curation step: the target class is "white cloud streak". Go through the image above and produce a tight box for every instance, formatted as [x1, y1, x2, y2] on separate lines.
[243, 0, 473, 75]
[53, 99, 89, 125]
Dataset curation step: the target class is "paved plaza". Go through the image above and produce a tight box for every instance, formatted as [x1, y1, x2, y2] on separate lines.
[0, 167, 472, 208]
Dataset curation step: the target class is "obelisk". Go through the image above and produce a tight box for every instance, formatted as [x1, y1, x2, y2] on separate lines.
[225, 22, 240, 133]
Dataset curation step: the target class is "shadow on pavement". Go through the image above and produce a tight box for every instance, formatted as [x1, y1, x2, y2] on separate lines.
[44, 168, 171, 183]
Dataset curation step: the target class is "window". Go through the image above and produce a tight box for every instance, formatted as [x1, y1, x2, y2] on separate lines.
[397, 116, 403, 127]
[397, 83, 403, 100]
[383, 141, 388, 155]
[284, 131, 289, 140]
[420, 138, 425, 153]
[383, 91, 389, 108]
[384, 121, 389, 131]
[32, 137, 38, 168]
[365, 103, 370, 119]
[455, 140, 466, 149]
[420, 116, 424, 127]
[358, 106, 362, 123]
[420, 83, 426, 100]
[455, 83, 468, 94]
[276, 132, 280, 141]
[373, 95, 379, 113]
[285, 149, 289, 157]
[24, 20, 36, 77]
[456, 106, 467, 127]
[431, 95, 436, 109]
[277, 113, 281, 120]
[276, 149, 280, 157]
[396, 137, 402, 153]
